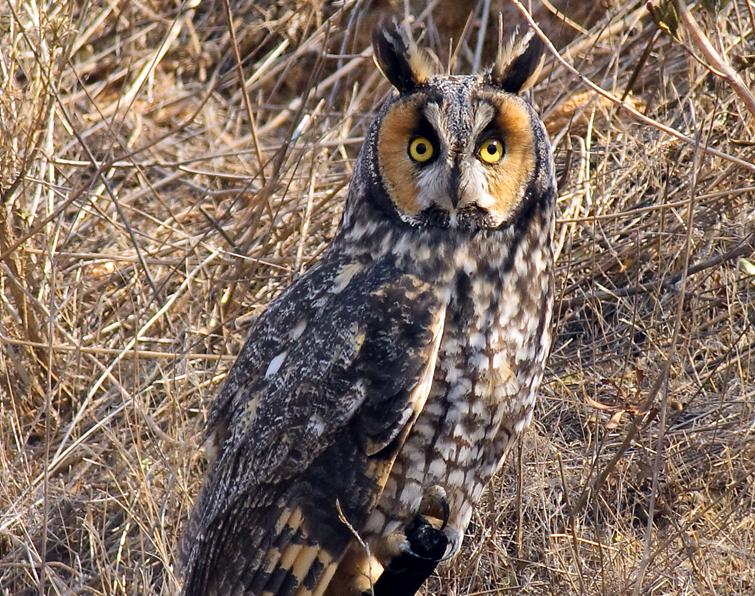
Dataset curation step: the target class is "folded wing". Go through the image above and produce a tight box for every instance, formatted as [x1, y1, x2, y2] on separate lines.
[182, 257, 445, 596]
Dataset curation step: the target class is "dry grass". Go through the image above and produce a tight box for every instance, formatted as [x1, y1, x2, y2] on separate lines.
[1, 0, 753, 594]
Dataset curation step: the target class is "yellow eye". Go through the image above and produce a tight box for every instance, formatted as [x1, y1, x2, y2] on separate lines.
[478, 138, 504, 164]
[408, 137, 434, 163]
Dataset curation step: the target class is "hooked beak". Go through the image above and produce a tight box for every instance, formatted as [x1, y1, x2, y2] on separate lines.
[448, 162, 462, 208]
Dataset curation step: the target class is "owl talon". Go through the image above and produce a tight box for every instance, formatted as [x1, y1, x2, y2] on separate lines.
[418, 484, 449, 530]
[403, 514, 449, 562]
[372, 515, 449, 596]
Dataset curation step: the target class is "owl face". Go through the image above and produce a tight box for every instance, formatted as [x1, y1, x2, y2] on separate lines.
[365, 24, 550, 232]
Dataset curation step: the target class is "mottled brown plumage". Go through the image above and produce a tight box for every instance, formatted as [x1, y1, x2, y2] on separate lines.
[182, 21, 555, 596]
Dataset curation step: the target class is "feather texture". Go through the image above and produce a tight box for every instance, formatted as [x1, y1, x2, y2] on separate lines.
[182, 22, 556, 596]
[182, 257, 446, 595]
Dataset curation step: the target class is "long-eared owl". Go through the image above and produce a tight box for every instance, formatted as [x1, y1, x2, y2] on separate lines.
[182, 21, 555, 596]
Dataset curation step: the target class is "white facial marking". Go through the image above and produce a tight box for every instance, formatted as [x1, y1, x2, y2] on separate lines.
[416, 161, 452, 210]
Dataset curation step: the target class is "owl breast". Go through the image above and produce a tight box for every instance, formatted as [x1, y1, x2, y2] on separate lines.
[363, 218, 553, 558]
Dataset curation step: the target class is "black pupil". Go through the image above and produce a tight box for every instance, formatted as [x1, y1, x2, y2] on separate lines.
[416, 142, 427, 155]
[487, 142, 497, 154]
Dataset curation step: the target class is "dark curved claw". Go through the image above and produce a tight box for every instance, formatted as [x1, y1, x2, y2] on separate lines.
[371, 515, 449, 596]
[404, 514, 449, 562]
[419, 484, 449, 530]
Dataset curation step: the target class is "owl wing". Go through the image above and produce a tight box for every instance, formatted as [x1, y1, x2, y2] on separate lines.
[182, 256, 446, 596]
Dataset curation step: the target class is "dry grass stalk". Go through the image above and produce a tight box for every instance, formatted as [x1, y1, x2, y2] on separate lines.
[673, 0, 755, 124]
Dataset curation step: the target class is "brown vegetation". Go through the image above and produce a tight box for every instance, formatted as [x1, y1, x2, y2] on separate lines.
[1, 0, 753, 594]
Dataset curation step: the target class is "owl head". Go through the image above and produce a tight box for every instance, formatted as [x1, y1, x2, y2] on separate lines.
[350, 21, 554, 233]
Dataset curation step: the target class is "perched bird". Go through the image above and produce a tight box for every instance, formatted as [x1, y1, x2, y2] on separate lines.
[182, 21, 555, 596]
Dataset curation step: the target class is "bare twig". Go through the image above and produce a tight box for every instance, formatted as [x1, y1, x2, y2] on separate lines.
[222, 0, 267, 185]
[566, 236, 752, 308]
[673, 0, 755, 123]
[510, 0, 755, 174]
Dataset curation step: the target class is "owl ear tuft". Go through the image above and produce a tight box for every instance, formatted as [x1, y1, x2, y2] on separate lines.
[489, 29, 545, 94]
[373, 20, 434, 93]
